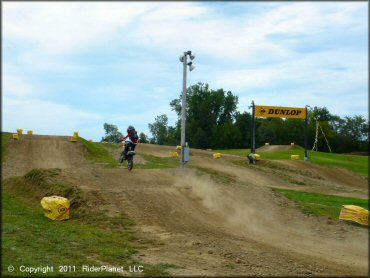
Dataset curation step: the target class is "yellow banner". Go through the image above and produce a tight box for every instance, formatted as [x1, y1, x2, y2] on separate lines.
[255, 105, 306, 119]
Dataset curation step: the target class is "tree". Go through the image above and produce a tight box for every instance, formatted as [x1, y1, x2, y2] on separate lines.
[101, 123, 123, 143]
[139, 132, 149, 143]
[257, 120, 277, 146]
[310, 106, 333, 122]
[234, 111, 251, 148]
[165, 126, 178, 146]
[148, 114, 169, 145]
[307, 107, 336, 152]
[336, 115, 369, 152]
[169, 82, 239, 149]
[151, 84, 368, 153]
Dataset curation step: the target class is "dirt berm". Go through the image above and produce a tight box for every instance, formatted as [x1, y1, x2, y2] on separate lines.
[2, 135, 368, 276]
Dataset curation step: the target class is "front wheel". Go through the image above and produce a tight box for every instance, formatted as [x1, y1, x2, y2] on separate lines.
[119, 152, 125, 163]
[127, 156, 134, 171]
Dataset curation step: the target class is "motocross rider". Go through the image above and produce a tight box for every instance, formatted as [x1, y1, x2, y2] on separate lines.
[119, 125, 139, 160]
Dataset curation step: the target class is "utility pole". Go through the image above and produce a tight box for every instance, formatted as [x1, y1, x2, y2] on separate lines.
[304, 105, 310, 161]
[250, 100, 256, 153]
[179, 51, 196, 168]
[180, 53, 187, 168]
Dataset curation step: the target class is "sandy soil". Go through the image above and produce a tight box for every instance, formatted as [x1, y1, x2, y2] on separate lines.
[2, 135, 368, 276]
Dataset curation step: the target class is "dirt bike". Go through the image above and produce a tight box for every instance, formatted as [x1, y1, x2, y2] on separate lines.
[119, 138, 136, 171]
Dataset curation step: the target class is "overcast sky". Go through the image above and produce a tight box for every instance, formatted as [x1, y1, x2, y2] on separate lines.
[3, 2, 368, 141]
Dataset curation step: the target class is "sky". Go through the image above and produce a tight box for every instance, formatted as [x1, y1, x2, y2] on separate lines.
[2, 2, 368, 141]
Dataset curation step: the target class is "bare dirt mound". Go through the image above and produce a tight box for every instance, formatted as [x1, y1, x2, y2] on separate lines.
[2, 136, 369, 276]
[257, 144, 293, 152]
[2, 134, 87, 178]
[58, 165, 368, 276]
[137, 143, 175, 157]
[137, 143, 243, 162]
[274, 160, 367, 189]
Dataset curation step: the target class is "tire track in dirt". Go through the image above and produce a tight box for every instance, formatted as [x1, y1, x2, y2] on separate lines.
[2, 136, 368, 276]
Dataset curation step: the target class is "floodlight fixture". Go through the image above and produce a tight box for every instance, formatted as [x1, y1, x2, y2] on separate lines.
[179, 55, 185, 62]
[189, 53, 196, 60]
[188, 62, 195, 71]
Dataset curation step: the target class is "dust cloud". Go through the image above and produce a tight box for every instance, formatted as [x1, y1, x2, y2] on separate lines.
[173, 170, 368, 271]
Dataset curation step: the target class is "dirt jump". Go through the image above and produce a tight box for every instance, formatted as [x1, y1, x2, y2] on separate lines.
[2, 135, 368, 276]
[256, 144, 294, 152]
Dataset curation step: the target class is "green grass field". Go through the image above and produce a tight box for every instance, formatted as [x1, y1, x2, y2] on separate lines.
[2, 169, 175, 276]
[135, 153, 179, 169]
[79, 138, 120, 167]
[273, 188, 369, 221]
[80, 138, 179, 170]
[216, 146, 369, 177]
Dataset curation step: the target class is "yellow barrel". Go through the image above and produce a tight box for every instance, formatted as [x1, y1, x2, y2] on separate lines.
[291, 142, 295, 146]
[12, 133, 19, 140]
[71, 135, 77, 142]
[339, 205, 369, 226]
[291, 155, 300, 160]
[17, 129, 23, 135]
[41, 196, 70, 220]
[170, 151, 179, 158]
[265, 143, 270, 146]
[255, 154, 261, 161]
[73, 131, 79, 137]
[176, 145, 182, 150]
[213, 153, 222, 159]
[27, 130, 33, 135]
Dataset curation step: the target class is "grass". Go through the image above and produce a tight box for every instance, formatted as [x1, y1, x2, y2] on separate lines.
[79, 137, 119, 167]
[133, 153, 179, 169]
[216, 145, 304, 159]
[2, 169, 176, 276]
[216, 146, 369, 177]
[1, 132, 13, 162]
[2, 192, 131, 276]
[273, 188, 369, 221]
[309, 151, 369, 177]
[79, 138, 179, 170]
[99, 141, 121, 150]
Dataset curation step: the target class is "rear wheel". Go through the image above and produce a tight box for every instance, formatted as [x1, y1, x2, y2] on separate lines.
[127, 156, 133, 171]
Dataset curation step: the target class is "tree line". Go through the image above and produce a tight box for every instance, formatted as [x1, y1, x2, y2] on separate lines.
[148, 82, 368, 153]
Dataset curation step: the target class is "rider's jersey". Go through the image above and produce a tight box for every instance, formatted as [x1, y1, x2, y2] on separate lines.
[122, 132, 139, 144]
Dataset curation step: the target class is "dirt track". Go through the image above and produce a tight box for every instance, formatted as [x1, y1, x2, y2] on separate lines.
[2, 135, 369, 276]
[256, 144, 294, 152]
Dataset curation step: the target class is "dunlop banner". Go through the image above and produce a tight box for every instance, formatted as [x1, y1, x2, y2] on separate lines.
[255, 105, 306, 119]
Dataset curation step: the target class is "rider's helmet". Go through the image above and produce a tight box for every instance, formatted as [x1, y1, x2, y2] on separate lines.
[127, 125, 135, 133]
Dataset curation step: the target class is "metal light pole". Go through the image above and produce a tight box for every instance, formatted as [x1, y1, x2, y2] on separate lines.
[179, 50, 196, 168]
[180, 53, 188, 168]
[304, 105, 310, 161]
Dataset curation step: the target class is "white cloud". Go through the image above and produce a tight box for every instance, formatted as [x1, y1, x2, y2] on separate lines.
[2, 75, 36, 98]
[4, 2, 365, 60]
[2, 99, 101, 136]
[130, 2, 366, 62]
[3, 2, 154, 54]
[2, 2, 367, 140]
[16, 52, 87, 73]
